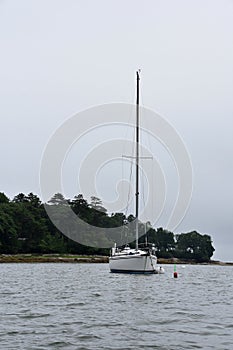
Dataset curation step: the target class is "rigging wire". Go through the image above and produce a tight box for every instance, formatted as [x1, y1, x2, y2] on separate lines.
[120, 75, 137, 245]
[140, 80, 155, 228]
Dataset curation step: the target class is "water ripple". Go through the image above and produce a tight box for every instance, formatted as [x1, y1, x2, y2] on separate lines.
[0, 263, 233, 349]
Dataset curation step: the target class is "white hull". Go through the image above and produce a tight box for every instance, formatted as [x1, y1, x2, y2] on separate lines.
[109, 251, 157, 274]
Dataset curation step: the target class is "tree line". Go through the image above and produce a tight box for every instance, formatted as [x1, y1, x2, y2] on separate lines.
[0, 192, 215, 262]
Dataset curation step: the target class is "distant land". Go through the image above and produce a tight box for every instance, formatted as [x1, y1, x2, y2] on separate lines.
[0, 192, 215, 263]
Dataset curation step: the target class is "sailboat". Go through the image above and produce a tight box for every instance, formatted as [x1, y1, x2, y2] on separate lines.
[109, 71, 161, 274]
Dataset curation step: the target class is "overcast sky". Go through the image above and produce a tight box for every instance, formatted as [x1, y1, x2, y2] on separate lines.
[1, 0, 233, 261]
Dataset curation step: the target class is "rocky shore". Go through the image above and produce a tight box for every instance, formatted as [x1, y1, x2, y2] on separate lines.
[0, 254, 109, 264]
[0, 254, 232, 265]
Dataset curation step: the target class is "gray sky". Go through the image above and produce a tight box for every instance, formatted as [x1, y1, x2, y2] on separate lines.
[1, 0, 233, 261]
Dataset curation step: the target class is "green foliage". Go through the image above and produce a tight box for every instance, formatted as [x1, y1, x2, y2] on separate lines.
[0, 192, 10, 204]
[0, 206, 18, 253]
[39, 233, 67, 253]
[0, 192, 215, 261]
[175, 231, 215, 262]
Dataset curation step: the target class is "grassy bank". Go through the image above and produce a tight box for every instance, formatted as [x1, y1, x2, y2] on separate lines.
[0, 254, 109, 263]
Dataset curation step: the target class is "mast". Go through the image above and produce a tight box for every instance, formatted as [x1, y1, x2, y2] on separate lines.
[135, 70, 140, 251]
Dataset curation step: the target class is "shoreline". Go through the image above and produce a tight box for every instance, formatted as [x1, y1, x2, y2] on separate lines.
[0, 254, 232, 265]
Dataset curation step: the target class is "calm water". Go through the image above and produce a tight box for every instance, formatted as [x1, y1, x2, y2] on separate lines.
[0, 263, 232, 350]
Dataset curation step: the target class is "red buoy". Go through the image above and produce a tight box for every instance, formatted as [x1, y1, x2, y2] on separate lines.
[174, 271, 178, 278]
